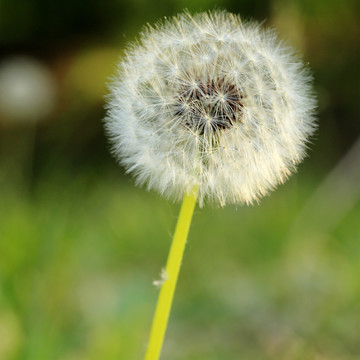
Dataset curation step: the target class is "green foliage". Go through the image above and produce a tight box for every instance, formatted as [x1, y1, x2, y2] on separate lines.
[1, 171, 360, 359]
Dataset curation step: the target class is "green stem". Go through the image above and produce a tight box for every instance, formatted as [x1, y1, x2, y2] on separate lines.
[144, 187, 198, 360]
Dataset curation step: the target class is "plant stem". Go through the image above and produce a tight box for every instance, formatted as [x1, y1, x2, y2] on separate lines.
[144, 187, 198, 360]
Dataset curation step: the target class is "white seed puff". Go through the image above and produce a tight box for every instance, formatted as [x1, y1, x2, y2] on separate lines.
[105, 11, 316, 206]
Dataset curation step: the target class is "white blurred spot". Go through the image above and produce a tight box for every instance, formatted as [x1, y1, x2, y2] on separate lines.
[0, 56, 57, 124]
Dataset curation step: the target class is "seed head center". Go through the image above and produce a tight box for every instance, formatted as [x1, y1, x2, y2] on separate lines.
[174, 77, 245, 135]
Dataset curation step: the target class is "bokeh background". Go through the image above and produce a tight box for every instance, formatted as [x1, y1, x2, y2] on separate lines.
[1, 0, 360, 359]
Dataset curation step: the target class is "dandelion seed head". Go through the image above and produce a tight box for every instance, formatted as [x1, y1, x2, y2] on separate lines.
[105, 11, 317, 206]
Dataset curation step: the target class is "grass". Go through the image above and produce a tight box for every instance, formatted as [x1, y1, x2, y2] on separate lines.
[0, 169, 360, 360]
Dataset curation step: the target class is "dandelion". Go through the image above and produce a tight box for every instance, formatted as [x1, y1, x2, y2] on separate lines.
[104, 10, 316, 360]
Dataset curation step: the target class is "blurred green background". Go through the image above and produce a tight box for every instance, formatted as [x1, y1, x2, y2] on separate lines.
[1, 0, 360, 359]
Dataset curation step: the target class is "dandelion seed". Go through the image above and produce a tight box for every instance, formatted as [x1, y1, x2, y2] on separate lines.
[152, 268, 169, 288]
[105, 11, 316, 207]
